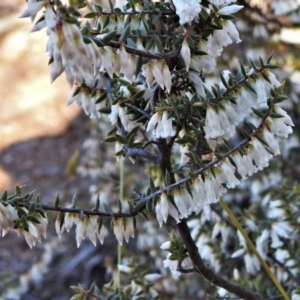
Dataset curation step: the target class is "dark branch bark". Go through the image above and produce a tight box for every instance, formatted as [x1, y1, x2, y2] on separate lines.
[177, 219, 262, 300]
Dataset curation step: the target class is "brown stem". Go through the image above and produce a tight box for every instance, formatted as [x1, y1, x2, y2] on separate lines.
[177, 219, 262, 300]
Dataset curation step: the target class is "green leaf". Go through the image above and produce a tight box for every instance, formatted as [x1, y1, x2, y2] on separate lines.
[71, 193, 77, 208]
[65, 150, 80, 178]
[16, 185, 23, 195]
[104, 136, 117, 143]
[251, 107, 265, 118]
[101, 30, 117, 43]
[103, 202, 109, 212]
[269, 112, 284, 118]
[90, 37, 105, 47]
[165, 171, 171, 186]
[134, 200, 146, 212]
[35, 194, 40, 203]
[150, 178, 156, 192]
[135, 56, 144, 77]
[267, 51, 274, 64]
[118, 198, 122, 212]
[55, 194, 60, 208]
[249, 58, 258, 71]
[84, 12, 96, 18]
[115, 134, 126, 144]
[119, 24, 131, 42]
[95, 93, 107, 104]
[108, 0, 114, 11]
[154, 36, 164, 53]
[239, 61, 247, 78]
[146, 198, 152, 213]
[96, 195, 100, 211]
[29, 202, 36, 213]
[60, 213, 65, 230]
[98, 107, 111, 114]
[266, 64, 279, 69]
[1, 190, 7, 201]
[220, 72, 228, 88]
[261, 71, 271, 83]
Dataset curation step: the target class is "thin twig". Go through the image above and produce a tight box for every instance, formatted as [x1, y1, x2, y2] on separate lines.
[177, 219, 262, 300]
[124, 102, 151, 119]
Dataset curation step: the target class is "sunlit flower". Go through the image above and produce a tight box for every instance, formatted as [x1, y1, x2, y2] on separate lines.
[172, 0, 202, 25]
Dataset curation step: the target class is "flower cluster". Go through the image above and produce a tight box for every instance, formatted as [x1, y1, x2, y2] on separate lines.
[55, 212, 107, 247]
[0, 202, 47, 248]
[160, 240, 194, 278]
[155, 117, 292, 226]
[204, 70, 282, 145]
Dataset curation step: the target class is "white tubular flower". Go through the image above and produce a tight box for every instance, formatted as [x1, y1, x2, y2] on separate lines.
[96, 223, 107, 245]
[274, 106, 294, 126]
[231, 152, 246, 179]
[18, 229, 40, 249]
[210, 0, 237, 5]
[162, 62, 172, 93]
[220, 158, 240, 188]
[256, 229, 269, 260]
[190, 54, 216, 73]
[207, 20, 241, 57]
[270, 221, 292, 248]
[172, 0, 202, 25]
[155, 193, 169, 226]
[188, 71, 205, 97]
[163, 253, 181, 278]
[144, 273, 162, 282]
[160, 241, 171, 250]
[261, 129, 281, 155]
[113, 51, 121, 75]
[181, 39, 191, 71]
[113, 217, 135, 245]
[62, 23, 88, 58]
[19, 1, 46, 21]
[64, 212, 76, 232]
[50, 55, 64, 84]
[203, 173, 218, 203]
[264, 71, 280, 89]
[251, 78, 267, 105]
[244, 253, 260, 274]
[173, 190, 190, 219]
[145, 61, 154, 88]
[114, 0, 127, 10]
[204, 105, 222, 139]
[218, 5, 243, 15]
[0, 203, 17, 232]
[123, 218, 135, 243]
[113, 218, 124, 245]
[266, 116, 293, 138]
[151, 60, 164, 90]
[243, 148, 258, 176]
[250, 138, 272, 170]
[100, 47, 114, 78]
[152, 112, 176, 139]
[193, 176, 207, 210]
[196, 233, 221, 272]
[109, 103, 131, 131]
[44, 5, 57, 29]
[118, 45, 135, 83]
[180, 145, 189, 165]
[55, 213, 65, 238]
[223, 20, 242, 43]
[146, 112, 160, 132]
[35, 213, 48, 239]
[118, 264, 133, 273]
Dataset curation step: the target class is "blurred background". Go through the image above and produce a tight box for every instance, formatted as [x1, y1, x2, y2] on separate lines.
[1, 0, 300, 299]
[0, 2, 115, 299]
